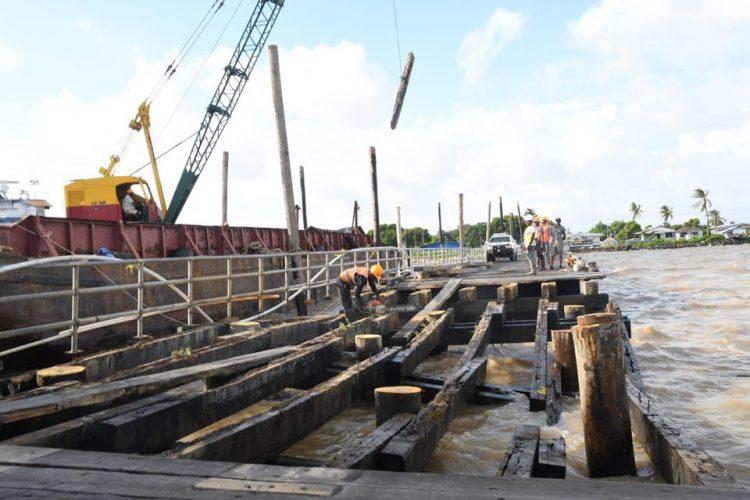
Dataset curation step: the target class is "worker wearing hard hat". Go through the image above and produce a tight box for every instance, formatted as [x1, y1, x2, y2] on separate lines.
[339, 264, 383, 312]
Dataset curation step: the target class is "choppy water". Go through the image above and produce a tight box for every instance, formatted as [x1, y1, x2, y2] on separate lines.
[289, 245, 750, 485]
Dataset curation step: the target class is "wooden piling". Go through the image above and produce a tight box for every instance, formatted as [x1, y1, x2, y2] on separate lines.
[299, 165, 308, 229]
[572, 314, 636, 477]
[355, 334, 382, 361]
[374, 386, 422, 426]
[541, 282, 557, 300]
[485, 201, 491, 244]
[580, 280, 599, 296]
[458, 193, 464, 257]
[551, 329, 578, 392]
[369, 146, 381, 246]
[437, 202, 444, 246]
[390, 52, 415, 130]
[36, 366, 86, 387]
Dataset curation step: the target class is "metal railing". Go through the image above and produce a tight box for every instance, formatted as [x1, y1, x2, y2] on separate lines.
[0, 245, 487, 363]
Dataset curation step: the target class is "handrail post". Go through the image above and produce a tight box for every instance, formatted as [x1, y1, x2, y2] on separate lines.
[68, 264, 81, 354]
[136, 261, 144, 338]
[226, 257, 233, 320]
[284, 255, 290, 303]
[187, 259, 194, 326]
[305, 253, 312, 301]
[258, 257, 265, 312]
[324, 252, 331, 297]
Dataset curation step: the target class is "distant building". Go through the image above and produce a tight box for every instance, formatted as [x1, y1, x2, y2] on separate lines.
[637, 226, 676, 241]
[710, 223, 750, 238]
[568, 232, 604, 250]
[676, 227, 703, 239]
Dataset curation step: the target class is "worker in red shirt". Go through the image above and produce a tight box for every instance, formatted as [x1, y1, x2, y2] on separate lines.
[339, 264, 383, 312]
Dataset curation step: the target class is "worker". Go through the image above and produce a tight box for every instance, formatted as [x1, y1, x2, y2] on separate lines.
[523, 216, 537, 275]
[121, 188, 142, 221]
[338, 264, 383, 312]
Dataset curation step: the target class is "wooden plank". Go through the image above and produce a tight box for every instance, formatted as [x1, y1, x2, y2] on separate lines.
[379, 357, 487, 472]
[389, 278, 462, 346]
[458, 302, 501, 365]
[328, 413, 413, 469]
[545, 359, 562, 426]
[0, 347, 291, 426]
[168, 348, 399, 463]
[536, 437, 566, 478]
[498, 424, 539, 478]
[529, 300, 550, 411]
[388, 309, 454, 383]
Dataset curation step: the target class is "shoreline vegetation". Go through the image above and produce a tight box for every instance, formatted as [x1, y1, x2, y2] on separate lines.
[579, 234, 746, 253]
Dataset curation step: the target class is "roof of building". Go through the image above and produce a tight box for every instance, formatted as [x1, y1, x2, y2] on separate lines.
[637, 226, 675, 235]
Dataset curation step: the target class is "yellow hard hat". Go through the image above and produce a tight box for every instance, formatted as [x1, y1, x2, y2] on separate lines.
[370, 263, 383, 279]
[542, 216, 549, 222]
[533, 215, 540, 222]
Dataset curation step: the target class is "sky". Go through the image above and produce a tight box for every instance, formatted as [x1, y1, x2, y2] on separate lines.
[1, 0, 749, 235]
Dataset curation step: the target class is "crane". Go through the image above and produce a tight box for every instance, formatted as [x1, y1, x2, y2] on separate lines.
[65, 0, 284, 225]
[165, 0, 284, 223]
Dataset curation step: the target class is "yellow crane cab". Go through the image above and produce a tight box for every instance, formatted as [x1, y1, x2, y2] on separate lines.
[64, 175, 161, 223]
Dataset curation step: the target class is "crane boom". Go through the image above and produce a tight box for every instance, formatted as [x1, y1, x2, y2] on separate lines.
[164, 0, 284, 224]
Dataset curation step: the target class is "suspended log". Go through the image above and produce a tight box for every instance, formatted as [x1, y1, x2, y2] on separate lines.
[390, 52, 415, 130]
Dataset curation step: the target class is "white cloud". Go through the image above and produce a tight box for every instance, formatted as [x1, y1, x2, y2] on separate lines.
[570, 0, 750, 70]
[0, 44, 16, 73]
[74, 19, 93, 32]
[458, 8, 524, 86]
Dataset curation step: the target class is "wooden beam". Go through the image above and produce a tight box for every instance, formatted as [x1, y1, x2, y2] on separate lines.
[498, 424, 539, 478]
[529, 300, 554, 411]
[545, 359, 562, 426]
[379, 357, 487, 472]
[458, 302, 501, 365]
[389, 278, 462, 346]
[328, 413, 413, 469]
[168, 348, 399, 463]
[536, 437, 566, 478]
[0, 347, 291, 426]
[388, 309, 454, 383]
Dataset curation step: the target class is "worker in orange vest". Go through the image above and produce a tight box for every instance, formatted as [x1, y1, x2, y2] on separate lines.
[339, 264, 383, 311]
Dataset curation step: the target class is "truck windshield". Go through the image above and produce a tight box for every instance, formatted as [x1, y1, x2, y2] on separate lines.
[489, 236, 510, 243]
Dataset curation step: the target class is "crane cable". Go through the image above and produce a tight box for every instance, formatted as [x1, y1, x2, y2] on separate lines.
[111, 0, 226, 175]
[392, 0, 403, 69]
[154, 0, 248, 147]
[128, 130, 199, 177]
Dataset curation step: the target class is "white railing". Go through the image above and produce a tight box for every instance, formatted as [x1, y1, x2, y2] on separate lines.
[0, 245, 486, 364]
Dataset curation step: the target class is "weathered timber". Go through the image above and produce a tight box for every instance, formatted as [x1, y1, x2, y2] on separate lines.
[379, 357, 487, 472]
[541, 282, 557, 300]
[93, 319, 374, 453]
[79, 325, 220, 381]
[545, 359, 562, 426]
[388, 309, 454, 383]
[401, 371, 523, 403]
[564, 305, 586, 320]
[459, 286, 477, 303]
[329, 413, 413, 469]
[355, 334, 382, 360]
[457, 302, 501, 365]
[1, 444, 748, 499]
[552, 329, 578, 392]
[580, 280, 599, 296]
[390, 52, 414, 130]
[573, 319, 636, 477]
[536, 437, 566, 479]
[529, 300, 551, 411]
[168, 348, 399, 463]
[606, 304, 739, 487]
[496, 282, 518, 303]
[0, 347, 291, 426]
[111, 317, 329, 380]
[374, 386, 422, 426]
[408, 289, 433, 308]
[36, 366, 86, 387]
[390, 278, 462, 346]
[498, 424, 540, 478]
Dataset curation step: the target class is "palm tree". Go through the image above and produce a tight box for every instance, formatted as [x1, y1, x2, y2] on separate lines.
[708, 209, 725, 227]
[629, 202, 642, 221]
[658, 205, 674, 226]
[523, 208, 536, 217]
[692, 188, 712, 232]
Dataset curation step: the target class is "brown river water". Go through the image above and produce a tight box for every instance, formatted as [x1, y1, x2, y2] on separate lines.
[287, 245, 750, 486]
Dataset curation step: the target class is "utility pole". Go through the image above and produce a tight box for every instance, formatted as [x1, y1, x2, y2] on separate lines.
[269, 44, 305, 316]
[437, 202, 444, 246]
[221, 152, 229, 226]
[499, 196, 505, 233]
[458, 193, 464, 258]
[517, 202, 523, 242]
[369, 146, 381, 246]
[299, 165, 308, 229]
[486, 201, 491, 243]
[396, 206, 403, 249]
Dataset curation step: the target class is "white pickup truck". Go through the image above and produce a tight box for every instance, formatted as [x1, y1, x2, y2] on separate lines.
[485, 233, 519, 262]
